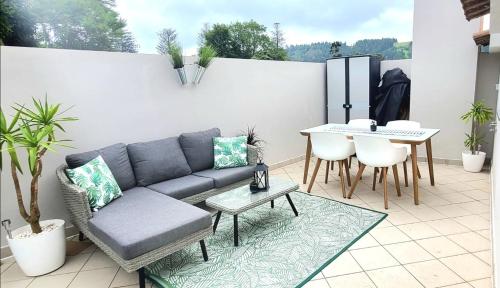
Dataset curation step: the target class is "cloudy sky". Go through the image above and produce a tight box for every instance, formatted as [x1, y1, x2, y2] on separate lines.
[115, 0, 414, 55]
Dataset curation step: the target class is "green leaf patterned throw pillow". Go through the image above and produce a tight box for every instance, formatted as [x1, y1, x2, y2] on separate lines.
[213, 136, 248, 169]
[66, 155, 122, 211]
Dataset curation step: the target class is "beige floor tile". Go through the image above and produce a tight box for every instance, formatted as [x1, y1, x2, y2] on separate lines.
[404, 205, 447, 221]
[425, 219, 470, 235]
[469, 278, 493, 288]
[440, 254, 492, 281]
[0, 279, 33, 288]
[476, 229, 491, 240]
[385, 241, 434, 264]
[27, 273, 76, 288]
[405, 260, 463, 288]
[349, 234, 379, 250]
[350, 246, 399, 270]
[435, 204, 473, 218]
[459, 202, 490, 214]
[1, 263, 34, 283]
[1, 258, 15, 273]
[81, 250, 118, 271]
[326, 272, 376, 288]
[398, 222, 441, 240]
[441, 283, 473, 288]
[438, 193, 475, 204]
[386, 210, 421, 225]
[49, 253, 92, 275]
[460, 190, 490, 201]
[416, 236, 467, 258]
[303, 278, 330, 288]
[369, 226, 411, 245]
[473, 251, 492, 265]
[321, 252, 362, 277]
[68, 267, 118, 288]
[311, 272, 324, 280]
[110, 268, 138, 287]
[453, 215, 490, 231]
[447, 232, 491, 252]
[367, 266, 423, 288]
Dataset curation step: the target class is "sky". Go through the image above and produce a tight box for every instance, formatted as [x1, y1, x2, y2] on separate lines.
[115, 0, 414, 55]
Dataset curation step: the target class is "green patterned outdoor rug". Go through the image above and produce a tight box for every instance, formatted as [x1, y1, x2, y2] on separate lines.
[146, 192, 386, 288]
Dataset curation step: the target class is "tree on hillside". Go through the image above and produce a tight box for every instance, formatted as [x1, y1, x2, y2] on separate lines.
[271, 22, 285, 48]
[30, 0, 137, 52]
[0, 0, 37, 46]
[156, 28, 177, 55]
[330, 41, 342, 57]
[198, 22, 209, 46]
[203, 20, 287, 60]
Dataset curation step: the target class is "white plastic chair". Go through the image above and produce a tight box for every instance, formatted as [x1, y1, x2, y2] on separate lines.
[347, 135, 407, 209]
[307, 132, 355, 197]
[345, 118, 373, 169]
[386, 120, 422, 186]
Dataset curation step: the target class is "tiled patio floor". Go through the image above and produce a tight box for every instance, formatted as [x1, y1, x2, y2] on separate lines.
[0, 159, 492, 288]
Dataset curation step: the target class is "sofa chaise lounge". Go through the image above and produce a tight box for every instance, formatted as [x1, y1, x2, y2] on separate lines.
[56, 128, 258, 287]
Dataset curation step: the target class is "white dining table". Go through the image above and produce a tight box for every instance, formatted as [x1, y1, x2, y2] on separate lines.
[300, 123, 440, 205]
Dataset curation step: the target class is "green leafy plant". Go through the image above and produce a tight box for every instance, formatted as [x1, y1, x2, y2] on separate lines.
[241, 126, 265, 159]
[460, 101, 493, 155]
[168, 43, 184, 69]
[0, 97, 77, 234]
[197, 45, 217, 68]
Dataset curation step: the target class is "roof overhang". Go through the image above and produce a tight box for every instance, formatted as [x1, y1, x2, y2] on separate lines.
[460, 0, 490, 21]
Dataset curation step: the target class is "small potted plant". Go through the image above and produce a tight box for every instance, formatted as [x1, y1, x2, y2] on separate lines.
[460, 101, 493, 172]
[0, 97, 77, 276]
[193, 45, 216, 84]
[168, 43, 187, 85]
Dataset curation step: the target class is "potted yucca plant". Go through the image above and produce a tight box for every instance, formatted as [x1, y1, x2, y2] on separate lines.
[0, 97, 77, 276]
[193, 45, 216, 84]
[460, 101, 493, 172]
[168, 43, 187, 85]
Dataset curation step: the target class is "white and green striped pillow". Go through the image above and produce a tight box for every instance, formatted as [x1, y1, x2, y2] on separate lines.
[213, 136, 248, 169]
[66, 155, 122, 211]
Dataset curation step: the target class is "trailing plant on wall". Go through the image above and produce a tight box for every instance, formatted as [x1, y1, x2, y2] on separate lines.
[0, 97, 77, 233]
[168, 43, 184, 69]
[460, 101, 493, 155]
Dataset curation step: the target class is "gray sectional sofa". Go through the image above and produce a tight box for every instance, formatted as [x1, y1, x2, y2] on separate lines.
[56, 128, 258, 288]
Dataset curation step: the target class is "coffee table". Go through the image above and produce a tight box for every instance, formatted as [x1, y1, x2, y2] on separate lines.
[206, 177, 299, 246]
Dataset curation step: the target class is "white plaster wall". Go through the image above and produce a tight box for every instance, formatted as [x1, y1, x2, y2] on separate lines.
[0, 46, 326, 246]
[411, 0, 480, 161]
[381, 59, 412, 79]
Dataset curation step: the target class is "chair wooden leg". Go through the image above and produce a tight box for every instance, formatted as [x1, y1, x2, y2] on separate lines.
[343, 159, 351, 186]
[338, 160, 346, 198]
[392, 164, 401, 197]
[307, 159, 322, 193]
[358, 160, 362, 179]
[348, 163, 366, 199]
[325, 160, 330, 184]
[417, 165, 422, 179]
[349, 155, 353, 168]
[379, 168, 384, 183]
[383, 167, 389, 209]
[331, 160, 334, 170]
[372, 168, 378, 191]
[403, 160, 409, 187]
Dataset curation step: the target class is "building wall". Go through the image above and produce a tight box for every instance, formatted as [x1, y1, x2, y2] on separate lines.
[411, 0, 480, 161]
[475, 53, 500, 159]
[0, 46, 326, 246]
[381, 59, 412, 79]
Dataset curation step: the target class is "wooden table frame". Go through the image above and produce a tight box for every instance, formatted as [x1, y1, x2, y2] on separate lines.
[300, 131, 436, 205]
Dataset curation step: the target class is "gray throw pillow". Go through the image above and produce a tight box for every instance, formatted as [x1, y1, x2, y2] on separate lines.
[179, 128, 221, 172]
[66, 143, 136, 191]
[127, 137, 192, 186]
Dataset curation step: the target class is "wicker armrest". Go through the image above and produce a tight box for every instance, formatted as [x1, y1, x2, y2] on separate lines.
[56, 165, 92, 227]
[247, 144, 259, 165]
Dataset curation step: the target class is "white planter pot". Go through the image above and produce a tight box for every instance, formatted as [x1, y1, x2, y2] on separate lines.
[462, 151, 486, 173]
[193, 65, 206, 84]
[7, 219, 66, 276]
[175, 67, 187, 85]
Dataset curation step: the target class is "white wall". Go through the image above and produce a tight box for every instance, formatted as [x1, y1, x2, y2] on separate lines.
[0, 46, 326, 246]
[381, 59, 412, 79]
[411, 0, 480, 161]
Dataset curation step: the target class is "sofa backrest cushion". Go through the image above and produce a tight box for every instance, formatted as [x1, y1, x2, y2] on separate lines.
[179, 128, 221, 172]
[127, 137, 192, 186]
[66, 143, 136, 191]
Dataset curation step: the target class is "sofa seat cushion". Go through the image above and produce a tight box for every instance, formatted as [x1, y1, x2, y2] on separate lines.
[147, 175, 215, 200]
[88, 187, 211, 260]
[193, 165, 255, 188]
[179, 128, 221, 172]
[66, 143, 136, 191]
[127, 137, 192, 186]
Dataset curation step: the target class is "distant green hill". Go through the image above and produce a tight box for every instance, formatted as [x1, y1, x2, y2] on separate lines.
[287, 38, 412, 62]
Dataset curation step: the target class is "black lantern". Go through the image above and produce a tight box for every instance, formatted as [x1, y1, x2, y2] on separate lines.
[250, 161, 269, 193]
